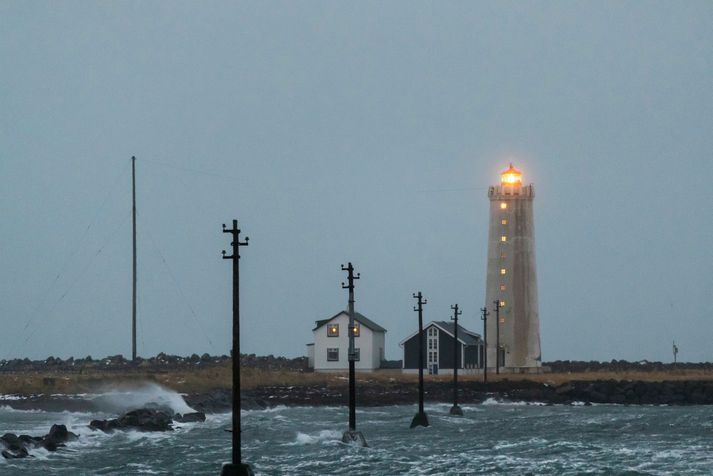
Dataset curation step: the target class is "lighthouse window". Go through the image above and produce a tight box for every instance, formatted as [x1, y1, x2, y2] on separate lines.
[501, 219, 507, 225]
[500, 202, 507, 209]
[500, 268, 507, 275]
[327, 348, 339, 361]
[500, 251, 507, 259]
[500, 284, 506, 291]
[500, 300, 506, 307]
[327, 324, 339, 337]
[501, 235, 507, 242]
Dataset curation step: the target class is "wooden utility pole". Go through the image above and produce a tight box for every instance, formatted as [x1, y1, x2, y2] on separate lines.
[480, 306, 489, 383]
[449, 304, 463, 416]
[493, 299, 501, 374]
[221, 220, 253, 476]
[341, 262, 367, 446]
[131, 156, 137, 362]
[410, 292, 429, 428]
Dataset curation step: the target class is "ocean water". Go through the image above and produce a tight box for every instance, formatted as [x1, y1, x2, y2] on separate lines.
[2, 397, 713, 475]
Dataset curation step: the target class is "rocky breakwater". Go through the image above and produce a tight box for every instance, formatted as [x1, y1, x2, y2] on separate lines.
[90, 407, 207, 433]
[233, 379, 713, 407]
[1, 424, 78, 459]
[2, 407, 206, 459]
[554, 380, 713, 405]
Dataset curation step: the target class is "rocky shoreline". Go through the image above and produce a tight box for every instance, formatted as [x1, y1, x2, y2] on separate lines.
[4, 379, 713, 415]
[239, 379, 713, 408]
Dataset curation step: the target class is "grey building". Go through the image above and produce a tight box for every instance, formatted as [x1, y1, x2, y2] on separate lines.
[399, 321, 483, 374]
[485, 164, 542, 370]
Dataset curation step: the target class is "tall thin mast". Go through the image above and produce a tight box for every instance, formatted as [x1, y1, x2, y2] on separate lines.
[132, 156, 137, 361]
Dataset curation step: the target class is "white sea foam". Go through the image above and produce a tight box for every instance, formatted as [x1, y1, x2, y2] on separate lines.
[90, 382, 195, 415]
[288, 429, 342, 445]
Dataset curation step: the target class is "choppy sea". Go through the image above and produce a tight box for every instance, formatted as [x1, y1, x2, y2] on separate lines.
[2, 393, 713, 475]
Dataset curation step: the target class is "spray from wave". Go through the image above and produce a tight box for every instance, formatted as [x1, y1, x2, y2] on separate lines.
[89, 382, 195, 415]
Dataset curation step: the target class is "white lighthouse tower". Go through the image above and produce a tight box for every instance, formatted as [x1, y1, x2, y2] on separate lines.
[484, 164, 541, 370]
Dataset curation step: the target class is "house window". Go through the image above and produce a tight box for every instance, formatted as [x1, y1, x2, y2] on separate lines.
[327, 324, 339, 337]
[500, 268, 507, 275]
[501, 235, 507, 242]
[327, 348, 339, 361]
[350, 322, 360, 337]
[500, 202, 507, 209]
[353, 348, 360, 361]
[500, 284, 506, 291]
[501, 219, 507, 225]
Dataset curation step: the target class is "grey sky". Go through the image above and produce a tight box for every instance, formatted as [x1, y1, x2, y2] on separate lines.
[1, 1, 711, 362]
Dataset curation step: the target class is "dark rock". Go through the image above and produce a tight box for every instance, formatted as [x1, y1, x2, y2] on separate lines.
[117, 409, 174, 431]
[174, 411, 206, 423]
[91, 408, 174, 433]
[89, 419, 119, 433]
[2, 447, 29, 459]
[43, 424, 78, 449]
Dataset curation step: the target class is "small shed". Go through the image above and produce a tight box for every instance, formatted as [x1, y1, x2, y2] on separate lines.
[399, 321, 483, 374]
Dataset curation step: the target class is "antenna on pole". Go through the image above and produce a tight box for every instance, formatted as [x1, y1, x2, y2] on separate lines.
[449, 304, 463, 416]
[340, 262, 368, 447]
[410, 292, 429, 428]
[220, 220, 253, 476]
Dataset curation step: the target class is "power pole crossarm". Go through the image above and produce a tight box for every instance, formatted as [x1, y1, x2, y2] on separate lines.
[480, 307, 489, 384]
[341, 263, 367, 447]
[410, 292, 429, 428]
[449, 304, 463, 416]
[493, 299, 501, 375]
[220, 219, 253, 476]
[131, 156, 137, 362]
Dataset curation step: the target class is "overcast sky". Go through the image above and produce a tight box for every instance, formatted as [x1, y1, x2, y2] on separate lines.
[1, 1, 711, 362]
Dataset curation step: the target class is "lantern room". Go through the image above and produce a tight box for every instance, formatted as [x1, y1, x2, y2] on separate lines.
[500, 163, 522, 186]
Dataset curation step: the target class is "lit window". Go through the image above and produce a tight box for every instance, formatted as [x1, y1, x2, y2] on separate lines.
[353, 348, 360, 361]
[501, 219, 507, 225]
[327, 348, 339, 361]
[500, 202, 507, 209]
[500, 268, 507, 275]
[501, 235, 507, 242]
[500, 300, 506, 307]
[350, 322, 360, 337]
[500, 284, 506, 291]
[327, 324, 339, 337]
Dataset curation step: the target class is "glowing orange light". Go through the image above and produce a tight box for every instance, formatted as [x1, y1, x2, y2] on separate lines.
[500, 163, 522, 186]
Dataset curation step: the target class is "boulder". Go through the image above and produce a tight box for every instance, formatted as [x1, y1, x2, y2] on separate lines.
[43, 424, 78, 450]
[89, 419, 119, 433]
[174, 412, 206, 423]
[91, 408, 174, 433]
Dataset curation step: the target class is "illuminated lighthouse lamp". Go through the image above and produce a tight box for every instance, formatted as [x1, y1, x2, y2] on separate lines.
[500, 163, 522, 186]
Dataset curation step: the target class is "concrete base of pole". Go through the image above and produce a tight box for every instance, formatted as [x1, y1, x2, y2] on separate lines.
[449, 404, 463, 416]
[410, 411, 429, 428]
[220, 463, 254, 476]
[341, 430, 368, 447]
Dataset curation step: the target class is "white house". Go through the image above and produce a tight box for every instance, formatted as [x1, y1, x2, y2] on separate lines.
[306, 311, 386, 372]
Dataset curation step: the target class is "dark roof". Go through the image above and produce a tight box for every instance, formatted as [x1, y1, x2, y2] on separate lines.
[313, 311, 387, 333]
[433, 321, 481, 345]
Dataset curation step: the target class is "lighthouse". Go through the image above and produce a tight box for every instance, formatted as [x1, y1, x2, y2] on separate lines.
[484, 164, 541, 370]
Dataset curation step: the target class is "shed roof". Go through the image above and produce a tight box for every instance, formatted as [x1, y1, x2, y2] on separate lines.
[398, 320, 481, 347]
[313, 311, 387, 333]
